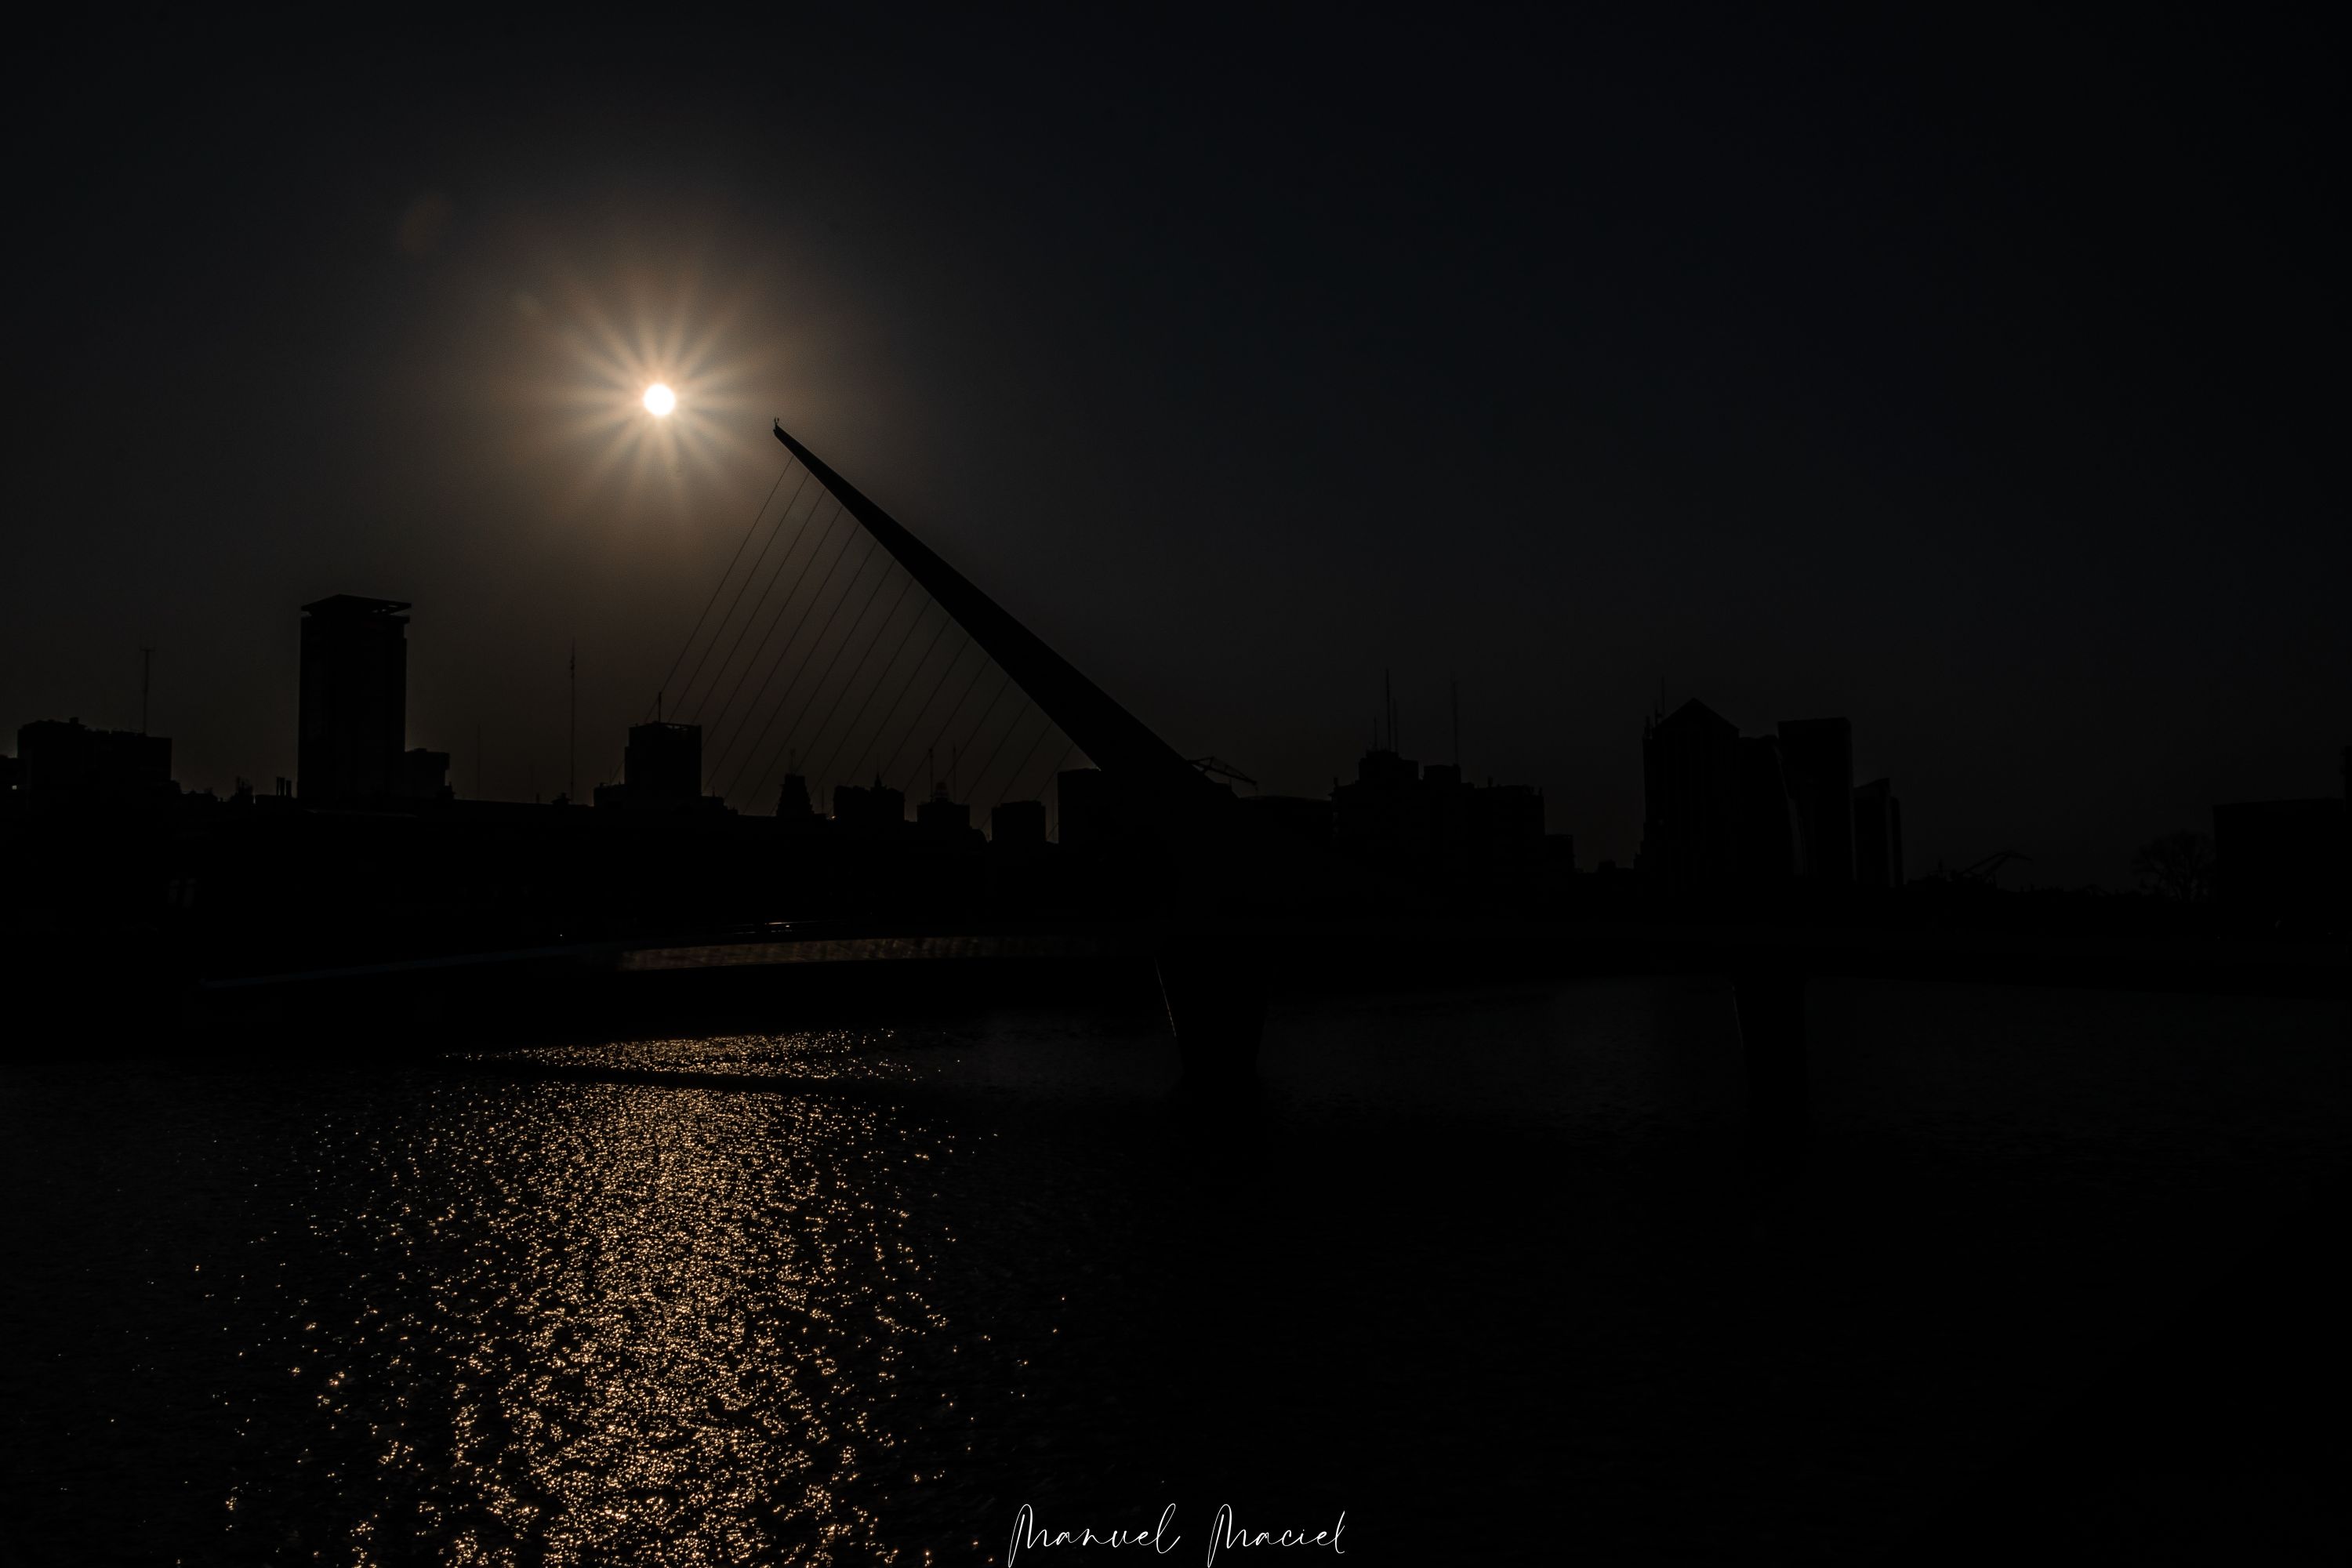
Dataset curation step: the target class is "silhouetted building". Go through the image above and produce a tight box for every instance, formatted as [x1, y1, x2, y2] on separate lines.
[0, 751, 18, 796]
[916, 786, 975, 841]
[298, 595, 411, 802]
[1638, 700, 1743, 896]
[1639, 702, 1879, 901]
[1778, 717, 1854, 884]
[775, 772, 818, 828]
[398, 747, 452, 802]
[15, 717, 173, 805]
[1853, 777, 1904, 890]
[594, 722, 709, 811]
[1737, 735, 1798, 891]
[990, 798, 1047, 847]
[1238, 794, 1333, 848]
[626, 722, 700, 804]
[1333, 747, 1425, 864]
[1333, 744, 1542, 889]
[2213, 797, 2346, 928]
[833, 777, 907, 833]
[1468, 780, 1543, 879]
[1057, 768, 1135, 848]
[1543, 832, 1577, 878]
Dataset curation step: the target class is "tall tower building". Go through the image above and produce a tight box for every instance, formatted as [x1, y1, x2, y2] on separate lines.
[297, 596, 411, 802]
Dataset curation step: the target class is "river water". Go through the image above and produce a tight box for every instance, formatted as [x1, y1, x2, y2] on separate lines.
[2, 978, 2343, 1563]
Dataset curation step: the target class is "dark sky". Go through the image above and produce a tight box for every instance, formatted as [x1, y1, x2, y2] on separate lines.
[9, 8, 2344, 883]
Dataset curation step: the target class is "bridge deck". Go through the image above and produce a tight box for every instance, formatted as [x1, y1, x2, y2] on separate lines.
[197, 916, 2345, 998]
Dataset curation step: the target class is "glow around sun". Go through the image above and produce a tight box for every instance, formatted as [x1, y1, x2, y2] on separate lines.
[517, 260, 779, 517]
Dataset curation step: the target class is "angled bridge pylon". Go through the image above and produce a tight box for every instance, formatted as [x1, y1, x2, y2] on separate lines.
[771, 419, 1226, 826]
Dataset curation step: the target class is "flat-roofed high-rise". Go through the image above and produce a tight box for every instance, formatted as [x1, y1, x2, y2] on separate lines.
[298, 596, 411, 802]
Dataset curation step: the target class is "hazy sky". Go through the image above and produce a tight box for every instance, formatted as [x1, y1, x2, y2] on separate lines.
[8, 9, 2343, 883]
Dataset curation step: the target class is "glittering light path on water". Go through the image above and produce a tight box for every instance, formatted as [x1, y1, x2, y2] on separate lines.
[242, 1033, 968, 1565]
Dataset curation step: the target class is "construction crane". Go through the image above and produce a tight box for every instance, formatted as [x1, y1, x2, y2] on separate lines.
[1955, 850, 2031, 885]
[1188, 756, 1257, 792]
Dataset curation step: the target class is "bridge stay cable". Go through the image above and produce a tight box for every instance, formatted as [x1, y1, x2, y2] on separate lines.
[739, 559, 913, 804]
[750, 574, 922, 808]
[677, 468, 818, 720]
[670, 422, 1219, 831]
[837, 626, 971, 792]
[870, 635, 983, 789]
[698, 495, 852, 752]
[967, 713, 1062, 826]
[884, 648, 1000, 789]
[960, 696, 1037, 804]
[781, 585, 924, 782]
[944, 686, 1025, 796]
[693, 481, 837, 737]
[713, 534, 886, 798]
[804, 600, 949, 792]
[706, 514, 856, 780]
[702, 503, 862, 786]
[708, 527, 875, 797]
[769, 419, 1220, 825]
[723, 541, 895, 798]
[992, 717, 1072, 812]
[648, 456, 797, 720]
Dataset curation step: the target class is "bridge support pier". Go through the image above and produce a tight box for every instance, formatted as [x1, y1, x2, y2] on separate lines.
[1156, 939, 1267, 1089]
[1733, 965, 1809, 1187]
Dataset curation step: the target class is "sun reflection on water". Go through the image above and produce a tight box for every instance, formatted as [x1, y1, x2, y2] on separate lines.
[264, 1032, 964, 1565]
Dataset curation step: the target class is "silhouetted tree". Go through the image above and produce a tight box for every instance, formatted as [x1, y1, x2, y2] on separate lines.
[2131, 829, 2214, 902]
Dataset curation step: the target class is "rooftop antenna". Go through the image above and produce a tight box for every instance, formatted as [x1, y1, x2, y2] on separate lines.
[138, 642, 154, 735]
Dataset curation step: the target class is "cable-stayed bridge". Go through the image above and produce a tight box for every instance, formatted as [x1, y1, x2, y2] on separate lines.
[177, 420, 2348, 1181]
[637, 422, 1222, 851]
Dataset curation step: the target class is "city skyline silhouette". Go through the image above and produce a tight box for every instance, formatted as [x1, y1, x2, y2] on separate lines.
[9, 12, 2345, 887]
[4, 9, 2346, 1564]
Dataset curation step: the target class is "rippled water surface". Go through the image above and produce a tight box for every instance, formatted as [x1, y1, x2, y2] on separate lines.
[2, 979, 2344, 1563]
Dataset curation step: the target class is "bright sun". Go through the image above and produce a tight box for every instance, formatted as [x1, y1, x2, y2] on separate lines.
[642, 383, 677, 416]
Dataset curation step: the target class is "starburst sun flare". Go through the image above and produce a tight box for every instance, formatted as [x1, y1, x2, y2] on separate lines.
[513, 255, 784, 524]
